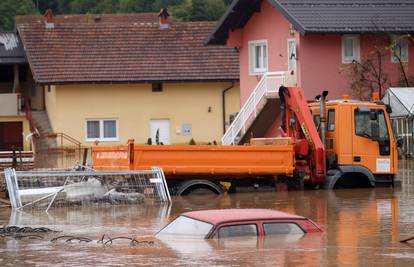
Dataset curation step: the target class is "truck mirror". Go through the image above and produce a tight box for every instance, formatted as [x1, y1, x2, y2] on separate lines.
[396, 137, 404, 148]
[386, 104, 392, 114]
[371, 122, 380, 140]
[370, 110, 378, 120]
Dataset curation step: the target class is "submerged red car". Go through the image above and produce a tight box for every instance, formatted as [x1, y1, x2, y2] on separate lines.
[156, 209, 323, 239]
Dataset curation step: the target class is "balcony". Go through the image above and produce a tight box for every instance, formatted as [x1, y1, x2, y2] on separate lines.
[0, 93, 23, 116]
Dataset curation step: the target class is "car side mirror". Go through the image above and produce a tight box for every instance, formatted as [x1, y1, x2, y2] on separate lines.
[396, 137, 404, 148]
[371, 122, 380, 140]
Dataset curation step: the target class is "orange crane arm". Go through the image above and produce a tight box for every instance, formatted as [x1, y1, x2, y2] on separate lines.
[279, 86, 326, 184]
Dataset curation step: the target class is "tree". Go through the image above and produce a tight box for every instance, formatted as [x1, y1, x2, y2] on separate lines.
[348, 34, 413, 100]
[33, 0, 59, 14]
[348, 48, 389, 100]
[0, 0, 38, 31]
[119, 0, 157, 13]
[69, 0, 100, 13]
[191, 0, 226, 21]
[170, 0, 192, 21]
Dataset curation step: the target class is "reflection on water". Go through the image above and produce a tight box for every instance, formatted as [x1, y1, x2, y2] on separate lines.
[1, 160, 414, 266]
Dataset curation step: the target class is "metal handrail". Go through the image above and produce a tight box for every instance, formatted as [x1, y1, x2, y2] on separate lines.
[222, 71, 286, 145]
[47, 132, 82, 147]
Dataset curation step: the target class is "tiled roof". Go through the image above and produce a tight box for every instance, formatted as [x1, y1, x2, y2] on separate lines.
[0, 32, 26, 64]
[15, 13, 160, 25]
[17, 14, 239, 84]
[276, 0, 414, 34]
[208, 0, 414, 44]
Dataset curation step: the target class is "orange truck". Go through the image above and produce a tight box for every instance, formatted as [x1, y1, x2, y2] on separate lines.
[93, 87, 400, 195]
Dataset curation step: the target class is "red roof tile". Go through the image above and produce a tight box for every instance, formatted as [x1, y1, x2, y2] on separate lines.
[17, 14, 239, 84]
[16, 13, 160, 25]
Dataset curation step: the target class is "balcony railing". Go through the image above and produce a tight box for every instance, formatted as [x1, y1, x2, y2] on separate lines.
[221, 72, 286, 145]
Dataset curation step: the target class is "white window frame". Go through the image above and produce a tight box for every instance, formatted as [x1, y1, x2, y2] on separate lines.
[287, 38, 297, 72]
[391, 36, 409, 63]
[341, 35, 360, 64]
[85, 119, 119, 142]
[249, 40, 268, 75]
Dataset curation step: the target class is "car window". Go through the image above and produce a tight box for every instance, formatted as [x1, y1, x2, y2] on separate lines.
[156, 216, 213, 238]
[218, 224, 258, 238]
[263, 222, 304, 235]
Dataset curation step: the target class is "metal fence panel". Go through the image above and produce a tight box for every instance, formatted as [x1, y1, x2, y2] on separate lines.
[4, 167, 171, 211]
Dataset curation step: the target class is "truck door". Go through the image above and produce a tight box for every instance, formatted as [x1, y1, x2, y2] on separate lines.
[352, 107, 394, 175]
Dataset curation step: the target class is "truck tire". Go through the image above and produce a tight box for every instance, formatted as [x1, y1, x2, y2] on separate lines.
[175, 180, 224, 196]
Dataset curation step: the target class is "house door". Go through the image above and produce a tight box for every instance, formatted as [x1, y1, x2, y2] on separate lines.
[150, 119, 170, 145]
[0, 122, 23, 151]
[287, 39, 297, 85]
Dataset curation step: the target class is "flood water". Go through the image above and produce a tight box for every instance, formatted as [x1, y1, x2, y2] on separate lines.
[1, 161, 414, 266]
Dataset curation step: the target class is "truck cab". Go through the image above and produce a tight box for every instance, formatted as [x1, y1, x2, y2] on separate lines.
[310, 100, 397, 188]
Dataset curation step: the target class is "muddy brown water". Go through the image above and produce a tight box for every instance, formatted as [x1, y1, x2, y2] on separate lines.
[1, 161, 414, 266]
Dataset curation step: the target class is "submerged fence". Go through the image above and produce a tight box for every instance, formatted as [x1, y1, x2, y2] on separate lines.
[4, 167, 171, 211]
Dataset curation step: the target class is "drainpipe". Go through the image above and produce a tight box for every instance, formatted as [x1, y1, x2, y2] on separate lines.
[222, 82, 235, 134]
[12, 64, 19, 93]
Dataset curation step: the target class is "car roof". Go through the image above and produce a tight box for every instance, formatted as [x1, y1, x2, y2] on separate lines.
[181, 209, 305, 225]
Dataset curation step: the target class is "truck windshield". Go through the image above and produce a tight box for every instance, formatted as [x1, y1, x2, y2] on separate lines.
[354, 109, 389, 141]
[155, 216, 213, 238]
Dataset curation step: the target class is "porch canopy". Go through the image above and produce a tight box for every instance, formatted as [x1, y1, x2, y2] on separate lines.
[382, 87, 414, 118]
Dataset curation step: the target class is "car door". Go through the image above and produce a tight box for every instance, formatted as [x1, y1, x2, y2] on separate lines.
[352, 107, 394, 175]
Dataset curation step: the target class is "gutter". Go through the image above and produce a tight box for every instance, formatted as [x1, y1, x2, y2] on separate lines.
[222, 82, 236, 134]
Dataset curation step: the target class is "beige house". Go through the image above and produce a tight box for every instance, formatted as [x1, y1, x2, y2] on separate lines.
[16, 10, 240, 147]
[0, 32, 32, 152]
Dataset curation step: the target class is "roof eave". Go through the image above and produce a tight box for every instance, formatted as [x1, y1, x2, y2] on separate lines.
[266, 0, 306, 35]
[36, 78, 240, 86]
[205, 0, 240, 45]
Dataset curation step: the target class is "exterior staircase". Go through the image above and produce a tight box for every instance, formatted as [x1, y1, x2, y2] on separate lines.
[222, 72, 286, 145]
[31, 110, 57, 150]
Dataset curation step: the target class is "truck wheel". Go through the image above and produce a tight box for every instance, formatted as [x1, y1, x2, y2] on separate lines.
[176, 180, 224, 196]
[287, 176, 304, 191]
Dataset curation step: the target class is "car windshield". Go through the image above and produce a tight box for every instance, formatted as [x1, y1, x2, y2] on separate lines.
[156, 216, 214, 238]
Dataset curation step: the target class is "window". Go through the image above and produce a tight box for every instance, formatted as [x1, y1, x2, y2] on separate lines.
[313, 115, 320, 129]
[156, 216, 213, 238]
[342, 35, 360, 63]
[263, 222, 305, 235]
[218, 224, 257, 238]
[86, 119, 118, 141]
[328, 109, 335, 131]
[391, 36, 409, 63]
[152, 82, 163, 92]
[249, 40, 268, 74]
[354, 108, 391, 155]
[288, 39, 297, 72]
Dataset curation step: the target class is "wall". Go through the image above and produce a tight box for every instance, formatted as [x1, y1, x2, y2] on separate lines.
[45, 82, 240, 146]
[230, 0, 298, 105]
[230, 1, 414, 103]
[299, 34, 414, 100]
[0, 115, 31, 151]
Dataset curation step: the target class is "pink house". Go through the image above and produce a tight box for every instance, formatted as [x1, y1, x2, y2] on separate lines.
[207, 0, 414, 144]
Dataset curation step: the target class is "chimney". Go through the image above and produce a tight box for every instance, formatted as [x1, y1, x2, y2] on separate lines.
[44, 9, 55, 29]
[158, 8, 170, 29]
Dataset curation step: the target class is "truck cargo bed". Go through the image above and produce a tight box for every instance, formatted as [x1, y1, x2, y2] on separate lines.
[93, 141, 295, 179]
